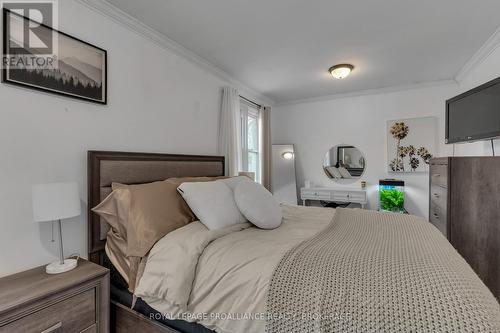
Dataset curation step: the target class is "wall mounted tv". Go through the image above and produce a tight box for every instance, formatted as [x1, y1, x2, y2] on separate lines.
[446, 76, 500, 144]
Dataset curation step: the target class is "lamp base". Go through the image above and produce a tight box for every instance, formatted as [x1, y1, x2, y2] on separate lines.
[46, 259, 78, 274]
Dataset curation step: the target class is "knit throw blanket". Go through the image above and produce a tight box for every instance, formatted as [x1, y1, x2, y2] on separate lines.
[266, 208, 500, 333]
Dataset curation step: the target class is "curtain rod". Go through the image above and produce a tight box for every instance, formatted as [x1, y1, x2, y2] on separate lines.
[239, 95, 262, 108]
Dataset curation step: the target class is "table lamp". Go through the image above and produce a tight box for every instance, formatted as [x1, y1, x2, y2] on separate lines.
[32, 182, 81, 274]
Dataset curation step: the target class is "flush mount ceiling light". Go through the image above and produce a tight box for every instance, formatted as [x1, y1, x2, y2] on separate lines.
[329, 64, 354, 79]
[282, 152, 294, 160]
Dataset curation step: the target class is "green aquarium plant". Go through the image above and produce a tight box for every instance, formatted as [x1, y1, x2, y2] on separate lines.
[379, 179, 405, 213]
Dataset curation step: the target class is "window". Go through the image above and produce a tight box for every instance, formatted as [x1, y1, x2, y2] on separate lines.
[240, 100, 261, 183]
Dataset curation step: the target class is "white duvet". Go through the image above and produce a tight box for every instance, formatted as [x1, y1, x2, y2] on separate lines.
[135, 204, 335, 333]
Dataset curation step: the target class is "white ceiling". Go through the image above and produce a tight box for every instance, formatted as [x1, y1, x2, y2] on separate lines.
[107, 0, 500, 104]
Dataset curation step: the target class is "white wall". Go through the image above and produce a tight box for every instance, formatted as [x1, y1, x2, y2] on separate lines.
[273, 84, 459, 217]
[0, 0, 265, 276]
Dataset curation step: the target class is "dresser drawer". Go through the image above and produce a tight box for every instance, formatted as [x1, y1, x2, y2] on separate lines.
[332, 191, 366, 203]
[430, 164, 448, 188]
[429, 203, 447, 237]
[301, 189, 331, 200]
[1, 289, 96, 333]
[430, 185, 447, 209]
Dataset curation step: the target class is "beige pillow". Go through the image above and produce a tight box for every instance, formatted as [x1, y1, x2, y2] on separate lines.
[93, 184, 130, 238]
[126, 181, 197, 257]
[92, 176, 226, 291]
[93, 177, 227, 256]
[93, 187, 131, 285]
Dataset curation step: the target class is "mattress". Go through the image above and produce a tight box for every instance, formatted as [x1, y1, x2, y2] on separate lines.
[103, 252, 214, 333]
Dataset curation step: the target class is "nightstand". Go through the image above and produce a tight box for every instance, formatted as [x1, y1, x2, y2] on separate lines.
[0, 259, 109, 333]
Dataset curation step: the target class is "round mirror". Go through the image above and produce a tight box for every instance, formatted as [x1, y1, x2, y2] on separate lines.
[323, 145, 366, 183]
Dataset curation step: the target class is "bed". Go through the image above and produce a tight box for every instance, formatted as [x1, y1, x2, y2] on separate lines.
[88, 151, 225, 333]
[88, 151, 500, 333]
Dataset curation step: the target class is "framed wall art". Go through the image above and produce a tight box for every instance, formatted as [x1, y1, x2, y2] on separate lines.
[2, 9, 107, 104]
[387, 116, 437, 173]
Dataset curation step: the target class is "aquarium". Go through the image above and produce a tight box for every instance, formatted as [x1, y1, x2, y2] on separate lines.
[379, 179, 405, 213]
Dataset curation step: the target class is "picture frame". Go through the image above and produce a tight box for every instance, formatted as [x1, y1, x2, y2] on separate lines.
[2, 8, 107, 104]
[386, 116, 437, 173]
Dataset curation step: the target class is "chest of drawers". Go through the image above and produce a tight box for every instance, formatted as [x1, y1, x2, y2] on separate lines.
[429, 158, 450, 237]
[429, 157, 500, 300]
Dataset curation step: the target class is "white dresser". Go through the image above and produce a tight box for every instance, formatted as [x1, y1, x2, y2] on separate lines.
[300, 187, 367, 208]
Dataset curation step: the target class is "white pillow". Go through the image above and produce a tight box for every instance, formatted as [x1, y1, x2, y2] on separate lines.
[234, 180, 282, 229]
[338, 166, 352, 179]
[177, 181, 246, 230]
[217, 176, 249, 191]
[326, 166, 342, 179]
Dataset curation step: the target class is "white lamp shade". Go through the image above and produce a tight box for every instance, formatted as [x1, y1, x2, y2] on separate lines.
[32, 182, 81, 223]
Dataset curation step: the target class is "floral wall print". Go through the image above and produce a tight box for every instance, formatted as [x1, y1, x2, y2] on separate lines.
[387, 117, 437, 173]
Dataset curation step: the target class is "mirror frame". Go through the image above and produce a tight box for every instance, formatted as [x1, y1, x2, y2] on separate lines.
[323, 144, 367, 183]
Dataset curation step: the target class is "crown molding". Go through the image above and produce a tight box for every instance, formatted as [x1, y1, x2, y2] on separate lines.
[455, 26, 500, 82]
[275, 80, 457, 107]
[75, 0, 500, 107]
[75, 0, 274, 105]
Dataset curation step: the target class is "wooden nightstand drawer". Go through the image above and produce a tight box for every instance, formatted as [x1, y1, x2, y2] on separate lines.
[0, 260, 109, 333]
[1, 288, 95, 333]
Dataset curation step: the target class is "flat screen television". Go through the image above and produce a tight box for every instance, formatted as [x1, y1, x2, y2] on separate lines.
[446, 77, 500, 144]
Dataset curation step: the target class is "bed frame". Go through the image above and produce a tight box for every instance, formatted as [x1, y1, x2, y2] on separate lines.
[87, 150, 225, 333]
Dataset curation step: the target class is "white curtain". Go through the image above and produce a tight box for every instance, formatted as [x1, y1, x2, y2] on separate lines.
[218, 87, 241, 176]
[260, 106, 272, 191]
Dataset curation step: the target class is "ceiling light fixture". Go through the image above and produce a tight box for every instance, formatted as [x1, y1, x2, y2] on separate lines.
[282, 152, 294, 160]
[329, 64, 354, 79]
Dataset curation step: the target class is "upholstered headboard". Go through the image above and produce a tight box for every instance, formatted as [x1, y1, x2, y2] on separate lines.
[87, 151, 225, 264]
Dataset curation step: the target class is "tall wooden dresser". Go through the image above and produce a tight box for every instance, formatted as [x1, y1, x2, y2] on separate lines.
[429, 157, 500, 300]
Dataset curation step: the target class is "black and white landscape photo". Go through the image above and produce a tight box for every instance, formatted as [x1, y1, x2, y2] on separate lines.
[2, 9, 107, 104]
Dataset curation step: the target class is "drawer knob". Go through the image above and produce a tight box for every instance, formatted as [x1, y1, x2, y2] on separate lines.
[41, 322, 62, 333]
